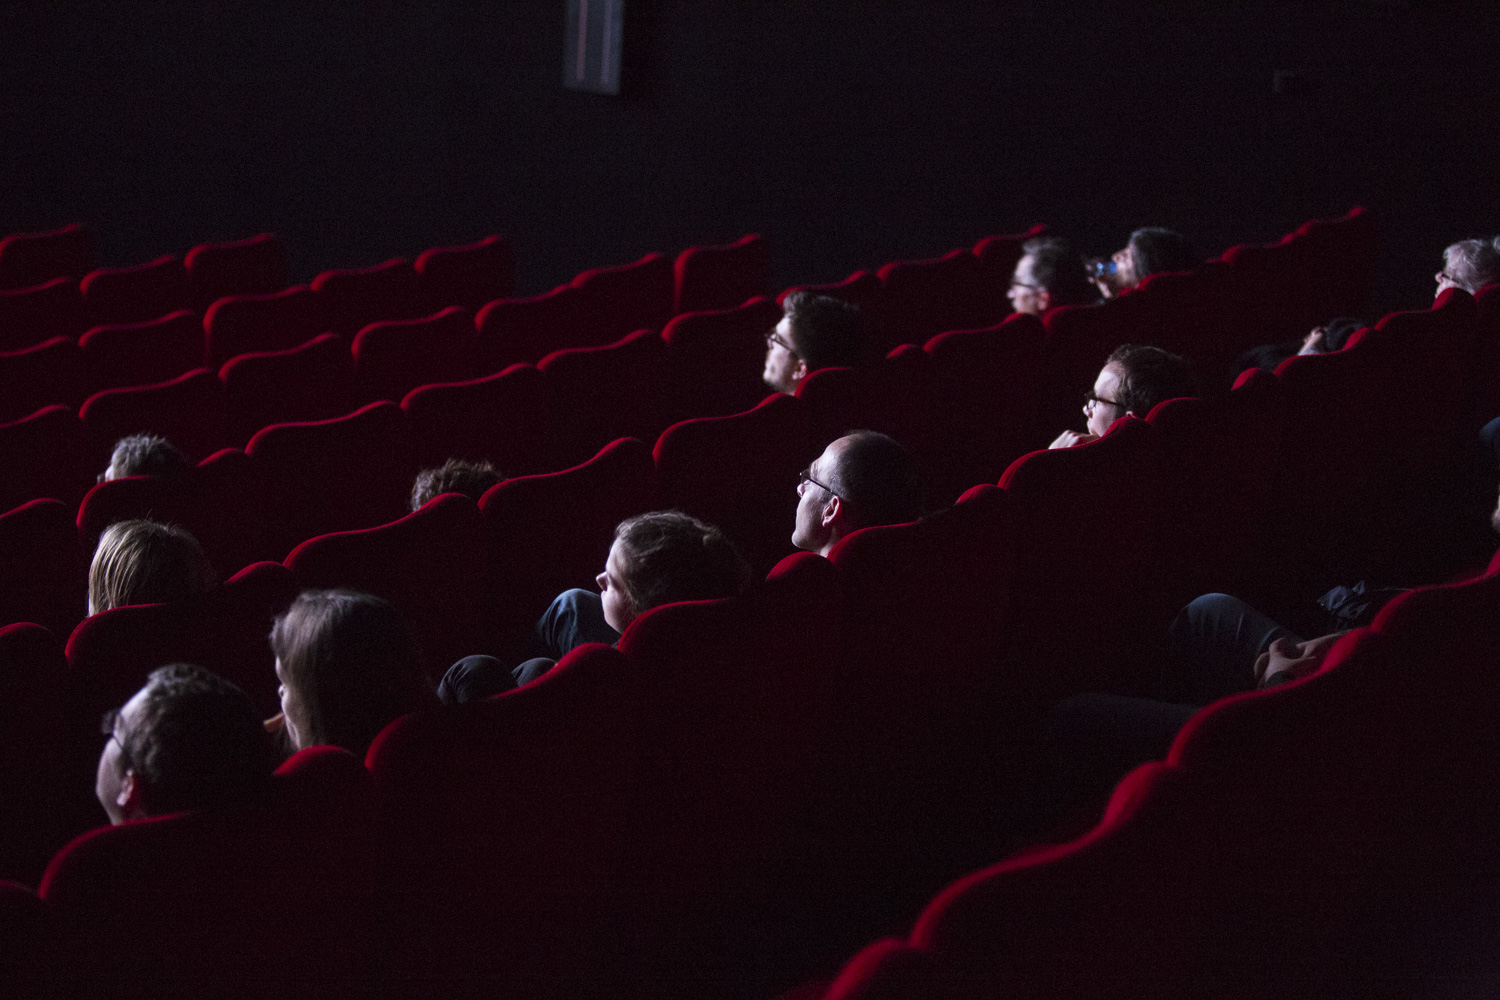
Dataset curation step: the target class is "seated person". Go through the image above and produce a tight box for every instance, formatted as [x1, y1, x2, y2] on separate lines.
[96, 663, 281, 825]
[99, 433, 190, 483]
[440, 511, 753, 703]
[410, 457, 504, 511]
[1091, 227, 1198, 299]
[1435, 237, 1500, 297]
[88, 519, 216, 616]
[1049, 343, 1196, 449]
[763, 290, 865, 395]
[792, 430, 925, 557]
[1234, 316, 1366, 374]
[1007, 236, 1099, 316]
[269, 589, 440, 757]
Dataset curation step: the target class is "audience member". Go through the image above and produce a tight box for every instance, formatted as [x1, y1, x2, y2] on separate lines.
[792, 430, 924, 557]
[100, 433, 190, 483]
[1435, 237, 1500, 297]
[269, 589, 439, 757]
[1049, 343, 1195, 449]
[88, 519, 215, 616]
[1092, 227, 1198, 299]
[763, 291, 865, 394]
[96, 663, 280, 825]
[1234, 316, 1366, 374]
[410, 458, 505, 511]
[1007, 236, 1099, 315]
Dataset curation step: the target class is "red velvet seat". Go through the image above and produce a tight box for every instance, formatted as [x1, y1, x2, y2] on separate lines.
[0, 278, 89, 353]
[653, 392, 818, 578]
[352, 306, 479, 405]
[245, 401, 417, 564]
[972, 224, 1047, 283]
[78, 310, 202, 397]
[401, 362, 554, 477]
[480, 437, 657, 660]
[672, 233, 772, 315]
[0, 406, 88, 511]
[184, 233, 287, 310]
[539, 328, 670, 470]
[79, 255, 191, 326]
[876, 248, 1005, 356]
[474, 283, 584, 371]
[0, 336, 84, 424]
[0, 500, 84, 637]
[0, 624, 70, 886]
[570, 251, 675, 344]
[661, 296, 781, 426]
[311, 257, 424, 336]
[414, 234, 516, 312]
[285, 494, 489, 680]
[203, 284, 329, 369]
[40, 744, 377, 1000]
[366, 643, 640, 998]
[219, 332, 355, 448]
[794, 345, 931, 476]
[0, 879, 55, 995]
[1473, 282, 1500, 421]
[0, 224, 93, 291]
[79, 367, 227, 467]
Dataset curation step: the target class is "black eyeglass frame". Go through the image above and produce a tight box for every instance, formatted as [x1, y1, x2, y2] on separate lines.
[765, 330, 799, 355]
[1083, 391, 1127, 411]
[797, 467, 840, 499]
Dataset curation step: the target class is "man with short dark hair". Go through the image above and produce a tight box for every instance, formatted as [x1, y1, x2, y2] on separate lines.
[763, 291, 865, 394]
[1049, 343, 1196, 449]
[1007, 236, 1097, 315]
[95, 664, 280, 824]
[1093, 227, 1198, 299]
[792, 430, 924, 557]
[101, 433, 190, 483]
[410, 458, 505, 511]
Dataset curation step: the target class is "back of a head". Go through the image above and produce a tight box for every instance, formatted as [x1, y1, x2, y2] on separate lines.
[1127, 228, 1198, 282]
[829, 430, 924, 530]
[613, 511, 754, 618]
[1319, 317, 1366, 354]
[269, 589, 436, 757]
[89, 519, 216, 615]
[1443, 238, 1500, 294]
[123, 663, 280, 816]
[782, 290, 865, 371]
[108, 434, 190, 480]
[411, 457, 504, 511]
[1106, 343, 1197, 416]
[1022, 236, 1097, 307]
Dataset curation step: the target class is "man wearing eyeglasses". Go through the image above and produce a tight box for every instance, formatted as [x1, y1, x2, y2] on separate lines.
[1049, 343, 1195, 449]
[1435, 237, 1500, 298]
[1007, 236, 1097, 317]
[763, 290, 865, 395]
[792, 430, 923, 557]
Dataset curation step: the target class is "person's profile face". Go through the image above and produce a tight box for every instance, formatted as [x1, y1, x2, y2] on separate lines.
[274, 656, 308, 752]
[1112, 246, 1139, 288]
[792, 441, 841, 554]
[596, 539, 634, 634]
[1007, 254, 1045, 315]
[1436, 252, 1461, 298]
[95, 688, 148, 825]
[763, 315, 803, 394]
[1084, 363, 1128, 438]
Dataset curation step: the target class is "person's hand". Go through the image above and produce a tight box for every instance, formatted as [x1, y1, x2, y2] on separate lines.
[1091, 275, 1119, 300]
[1049, 430, 1099, 450]
[264, 712, 286, 734]
[1254, 632, 1346, 688]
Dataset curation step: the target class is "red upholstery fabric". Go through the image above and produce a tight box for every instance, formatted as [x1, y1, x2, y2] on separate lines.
[0, 625, 70, 886]
[79, 255, 191, 326]
[0, 278, 89, 353]
[672, 233, 772, 315]
[183, 233, 287, 309]
[79, 367, 227, 467]
[876, 248, 1005, 356]
[366, 643, 639, 998]
[539, 328, 670, 470]
[40, 744, 377, 1000]
[795, 345, 931, 495]
[0, 405, 88, 511]
[660, 296, 781, 425]
[78, 310, 202, 397]
[310, 257, 423, 336]
[0, 880, 55, 995]
[401, 362, 554, 477]
[0, 500, 85, 638]
[352, 306, 479, 405]
[285, 494, 489, 680]
[413, 234, 516, 311]
[0, 224, 93, 291]
[570, 251, 675, 344]
[778, 270, 884, 322]
[971, 224, 1047, 282]
[1474, 282, 1500, 420]
[818, 939, 941, 1000]
[203, 284, 328, 369]
[218, 332, 355, 449]
[0, 336, 84, 424]
[474, 282, 584, 371]
[480, 437, 657, 659]
[653, 392, 818, 578]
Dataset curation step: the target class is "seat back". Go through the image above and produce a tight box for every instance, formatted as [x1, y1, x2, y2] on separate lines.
[352, 306, 479, 405]
[0, 278, 89, 352]
[474, 283, 584, 371]
[79, 367, 227, 467]
[0, 336, 84, 424]
[876, 248, 1004, 355]
[401, 362, 554, 477]
[0, 499, 85, 638]
[203, 285, 328, 369]
[0, 405, 88, 511]
[0, 625, 69, 886]
[0, 224, 93, 290]
[672, 233, 772, 315]
[414, 234, 516, 311]
[971, 224, 1047, 283]
[311, 257, 424, 336]
[539, 328, 670, 469]
[184, 233, 287, 309]
[80, 255, 191, 326]
[796, 346, 932, 497]
[78, 310, 203, 397]
[661, 296, 782, 425]
[571, 251, 675, 344]
[219, 332, 355, 448]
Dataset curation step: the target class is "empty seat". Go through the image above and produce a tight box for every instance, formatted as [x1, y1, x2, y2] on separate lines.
[401, 362, 554, 477]
[876, 248, 1004, 355]
[673, 233, 772, 315]
[414, 234, 516, 312]
[285, 494, 489, 680]
[0, 336, 84, 425]
[79, 368, 227, 468]
[219, 332, 355, 449]
[539, 329, 670, 470]
[78, 310, 203, 397]
[0, 499, 83, 642]
[475, 283, 584, 371]
[352, 306, 480, 405]
[0, 224, 93, 291]
[0, 406, 89, 512]
[184, 233, 287, 309]
[311, 257, 424, 336]
[972, 224, 1047, 282]
[203, 285, 328, 369]
[0, 278, 90, 353]
[80, 255, 191, 326]
[570, 251, 675, 344]
[661, 296, 782, 425]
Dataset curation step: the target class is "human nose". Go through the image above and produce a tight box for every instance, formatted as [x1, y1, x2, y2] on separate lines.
[595, 571, 608, 591]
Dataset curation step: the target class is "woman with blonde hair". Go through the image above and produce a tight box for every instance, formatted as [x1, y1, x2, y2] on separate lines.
[88, 519, 216, 616]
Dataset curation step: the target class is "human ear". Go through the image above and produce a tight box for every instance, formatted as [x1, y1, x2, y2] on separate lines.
[1036, 288, 1051, 311]
[790, 358, 809, 384]
[820, 494, 843, 529]
[118, 770, 146, 820]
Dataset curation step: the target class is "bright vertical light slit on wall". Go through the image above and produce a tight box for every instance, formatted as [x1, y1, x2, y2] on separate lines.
[564, 0, 623, 95]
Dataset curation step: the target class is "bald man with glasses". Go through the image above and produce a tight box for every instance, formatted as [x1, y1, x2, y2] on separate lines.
[792, 430, 924, 557]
